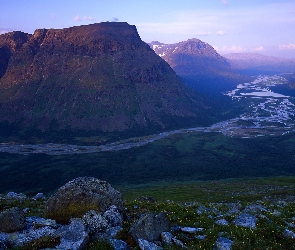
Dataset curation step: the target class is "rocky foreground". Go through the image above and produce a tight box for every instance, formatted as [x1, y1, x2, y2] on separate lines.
[0, 177, 295, 249]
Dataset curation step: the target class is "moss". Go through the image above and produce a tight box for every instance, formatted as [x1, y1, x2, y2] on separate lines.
[44, 203, 98, 224]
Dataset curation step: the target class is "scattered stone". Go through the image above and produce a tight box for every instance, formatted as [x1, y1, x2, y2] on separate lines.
[214, 237, 233, 250]
[32, 192, 46, 200]
[103, 205, 123, 227]
[4, 192, 26, 200]
[44, 177, 124, 223]
[283, 229, 295, 239]
[54, 218, 89, 250]
[26, 216, 58, 229]
[138, 238, 163, 250]
[195, 235, 206, 240]
[129, 212, 170, 244]
[180, 227, 204, 233]
[196, 205, 209, 215]
[6, 226, 56, 248]
[0, 207, 26, 233]
[232, 214, 257, 229]
[272, 210, 282, 217]
[243, 204, 268, 213]
[215, 219, 229, 226]
[109, 239, 130, 250]
[161, 232, 173, 245]
[82, 210, 109, 233]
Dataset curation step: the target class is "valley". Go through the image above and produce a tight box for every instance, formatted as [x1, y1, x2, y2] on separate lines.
[0, 75, 294, 155]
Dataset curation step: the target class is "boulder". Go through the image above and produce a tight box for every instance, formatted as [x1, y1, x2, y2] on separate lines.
[129, 212, 170, 244]
[44, 177, 124, 223]
[0, 207, 26, 233]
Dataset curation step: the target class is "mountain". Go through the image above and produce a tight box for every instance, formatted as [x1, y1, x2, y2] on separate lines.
[0, 22, 209, 137]
[224, 53, 295, 75]
[149, 39, 237, 80]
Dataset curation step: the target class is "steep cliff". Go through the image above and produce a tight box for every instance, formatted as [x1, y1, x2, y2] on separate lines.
[0, 23, 207, 136]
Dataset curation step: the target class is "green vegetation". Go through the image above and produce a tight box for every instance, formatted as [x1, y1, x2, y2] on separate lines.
[1, 131, 295, 195]
[2, 176, 295, 249]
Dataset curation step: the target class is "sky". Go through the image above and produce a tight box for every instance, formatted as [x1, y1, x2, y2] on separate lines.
[1, 0, 295, 58]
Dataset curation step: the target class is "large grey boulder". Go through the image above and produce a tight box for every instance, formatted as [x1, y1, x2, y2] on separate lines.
[44, 177, 124, 223]
[0, 207, 26, 233]
[129, 212, 170, 244]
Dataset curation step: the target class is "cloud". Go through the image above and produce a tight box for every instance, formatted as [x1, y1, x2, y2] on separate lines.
[216, 30, 226, 36]
[74, 15, 81, 22]
[220, 0, 228, 6]
[278, 43, 295, 50]
[112, 17, 119, 22]
[252, 46, 265, 51]
[216, 45, 247, 53]
[83, 16, 94, 21]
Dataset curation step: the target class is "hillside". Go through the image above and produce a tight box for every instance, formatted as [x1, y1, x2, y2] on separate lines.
[0, 22, 208, 137]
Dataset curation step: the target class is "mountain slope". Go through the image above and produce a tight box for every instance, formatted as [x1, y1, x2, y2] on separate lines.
[0, 23, 208, 136]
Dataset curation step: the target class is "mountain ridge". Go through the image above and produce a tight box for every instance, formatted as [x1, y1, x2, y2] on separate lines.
[0, 22, 209, 137]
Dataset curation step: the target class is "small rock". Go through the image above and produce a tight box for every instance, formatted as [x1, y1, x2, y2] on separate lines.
[214, 237, 233, 250]
[232, 214, 257, 229]
[26, 216, 58, 229]
[54, 218, 89, 250]
[103, 205, 123, 227]
[82, 210, 109, 233]
[283, 229, 295, 239]
[138, 238, 163, 250]
[129, 212, 170, 244]
[4, 192, 26, 200]
[195, 235, 206, 240]
[180, 227, 204, 233]
[243, 204, 268, 213]
[6, 226, 56, 248]
[109, 239, 130, 250]
[0, 207, 26, 233]
[32, 193, 46, 200]
[161, 232, 173, 245]
[215, 219, 229, 226]
[272, 210, 282, 217]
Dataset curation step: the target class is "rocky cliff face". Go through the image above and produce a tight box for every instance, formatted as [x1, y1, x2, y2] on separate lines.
[0, 23, 207, 135]
[149, 39, 236, 79]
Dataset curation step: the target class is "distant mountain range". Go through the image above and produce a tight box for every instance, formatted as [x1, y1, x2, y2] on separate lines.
[0, 22, 209, 137]
[224, 53, 295, 75]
